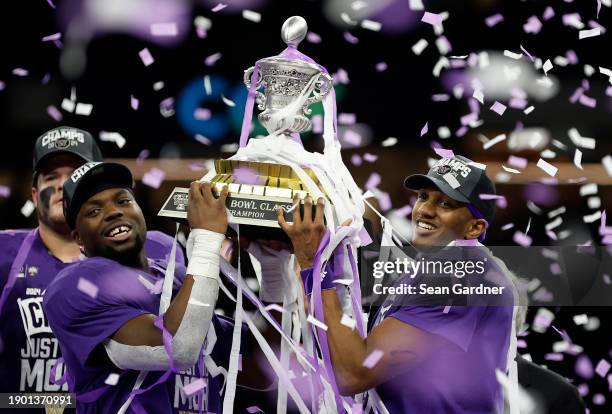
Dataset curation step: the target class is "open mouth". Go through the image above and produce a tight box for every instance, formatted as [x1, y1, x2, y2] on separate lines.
[415, 220, 438, 234]
[104, 224, 133, 242]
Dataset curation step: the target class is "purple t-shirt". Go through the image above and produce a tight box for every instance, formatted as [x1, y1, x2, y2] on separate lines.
[371, 248, 514, 413]
[43, 255, 239, 414]
[0, 229, 184, 399]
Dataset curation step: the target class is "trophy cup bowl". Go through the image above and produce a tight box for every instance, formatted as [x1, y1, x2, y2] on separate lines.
[158, 16, 336, 241]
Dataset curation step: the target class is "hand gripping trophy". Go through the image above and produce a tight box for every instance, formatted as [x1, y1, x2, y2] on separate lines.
[159, 16, 370, 413]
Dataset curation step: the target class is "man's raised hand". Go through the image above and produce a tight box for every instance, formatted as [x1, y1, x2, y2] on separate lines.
[187, 181, 229, 234]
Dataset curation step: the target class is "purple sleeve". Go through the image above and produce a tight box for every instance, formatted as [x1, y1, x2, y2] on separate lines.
[43, 264, 151, 368]
[145, 230, 186, 266]
[387, 306, 485, 352]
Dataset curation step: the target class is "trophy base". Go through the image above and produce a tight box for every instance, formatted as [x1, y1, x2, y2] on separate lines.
[158, 187, 323, 242]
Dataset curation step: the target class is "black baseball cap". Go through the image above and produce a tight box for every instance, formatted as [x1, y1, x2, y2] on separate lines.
[63, 162, 134, 229]
[33, 126, 103, 182]
[404, 155, 497, 224]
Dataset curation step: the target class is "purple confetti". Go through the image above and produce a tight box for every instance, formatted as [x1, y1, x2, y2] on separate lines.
[460, 112, 478, 126]
[351, 154, 362, 166]
[595, 359, 611, 377]
[485, 14, 504, 27]
[364, 173, 381, 190]
[544, 353, 564, 361]
[501, 223, 514, 231]
[150, 22, 178, 37]
[543, 6, 555, 21]
[569, 87, 584, 103]
[490, 101, 507, 115]
[343, 129, 362, 146]
[420, 121, 429, 137]
[578, 94, 596, 108]
[194, 108, 211, 120]
[0, 81, 5, 91]
[566, 50, 578, 64]
[523, 16, 543, 34]
[376, 62, 388, 72]
[233, 167, 259, 185]
[362, 349, 384, 368]
[576, 355, 594, 379]
[211, 3, 227, 12]
[343, 31, 359, 44]
[422, 12, 443, 26]
[434, 148, 454, 158]
[246, 407, 264, 414]
[182, 378, 206, 396]
[509, 97, 527, 109]
[456, 126, 468, 137]
[520, 45, 535, 62]
[363, 153, 378, 163]
[338, 113, 356, 125]
[312, 115, 323, 133]
[78, 278, 99, 299]
[46, 105, 63, 121]
[396, 204, 413, 216]
[139, 48, 154, 66]
[142, 168, 166, 189]
[42, 33, 61, 42]
[0, 186, 10, 198]
[432, 94, 450, 102]
[593, 394, 606, 405]
[189, 162, 206, 171]
[377, 192, 392, 211]
[306, 32, 321, 43]
[46, 0, 56, 8]
[130, 95, 139, 110]
[480, 194, 507, 208]
[12, 68, 28, 77]
[41, 73, 51, 84]
[513, 231, 532, 246]
[136, 149, 150, 165]
[550, 262, 562, 275]
[507, 155, 527, 169]
[578, 383, 589, 397]
[517, 339, 527, 348]
[204, 52, 222, 66]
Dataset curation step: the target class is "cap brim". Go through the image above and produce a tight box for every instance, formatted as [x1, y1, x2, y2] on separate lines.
[404, 174, 471, 204]
[35, 149, 91, 171]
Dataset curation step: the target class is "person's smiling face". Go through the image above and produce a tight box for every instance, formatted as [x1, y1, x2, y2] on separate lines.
[73, 187, 147, 264]
[411, 186, 482, 247]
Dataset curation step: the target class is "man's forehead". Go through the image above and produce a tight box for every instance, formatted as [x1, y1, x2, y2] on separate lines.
[38, 153, 84, 174]
[84, 187, 132, 205]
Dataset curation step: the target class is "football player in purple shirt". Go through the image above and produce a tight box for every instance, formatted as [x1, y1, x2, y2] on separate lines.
[0, 127, 183, 405]
[44, 162, 278, 413]
[279, 155, 516, 413]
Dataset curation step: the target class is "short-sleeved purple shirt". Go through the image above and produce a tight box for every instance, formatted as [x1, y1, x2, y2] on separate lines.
[43, 255, 236, 414]
[0, 229, 184, 399]
[370, 247, 514, 413]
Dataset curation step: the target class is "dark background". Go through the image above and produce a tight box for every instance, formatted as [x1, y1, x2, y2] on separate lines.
[0, 0, 610, 412]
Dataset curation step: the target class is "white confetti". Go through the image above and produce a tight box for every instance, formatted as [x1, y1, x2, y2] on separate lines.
[503, 50, 523, 60]
[502, 166, 521, 174]
[543, 59, 553, 75]
[602, 155, 612, 176]
[361, 19, 381, 31]
[524, 105, 535, 114]
[579, 183, 598, 196]
[307, 314, 328, 330]
[408, 0, 424, 10]
[579, 28, 601, 39]
[340, 314, 357, 330]
[483, 134, 507, 150]
[61, 98, 75, 113]
[75, 102, 93, 116]
[153, 81, 164, 91]
[583, 211, 602, 223]
[105, 373, 120, 385]
[204, 75, 212, 95]
[437, 126, 450, 139]
[574, 149, 583, 170]
[587, 197, 601, 209]
[21, 200, 35, 217]
[242, 10, 261, 23]
[412, 39, 429, 55]
[537, 159, 558, 177]
[568, 128, 596, 149]
[221, 94, 235, 107]
[381, 137, 398, 147]
[432, 57, 449, 77]
[99, 131, 127, 149]
[473, 89, 484, 104]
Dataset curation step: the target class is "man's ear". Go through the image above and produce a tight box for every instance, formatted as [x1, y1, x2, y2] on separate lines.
[71, 229, 83, 247]
[31, 186, 39, 208]
[466, 219, 487, 240]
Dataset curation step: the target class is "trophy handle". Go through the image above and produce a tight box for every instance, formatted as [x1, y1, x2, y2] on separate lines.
[303, 72, 333, 115]
[244, 66, 267, 111]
